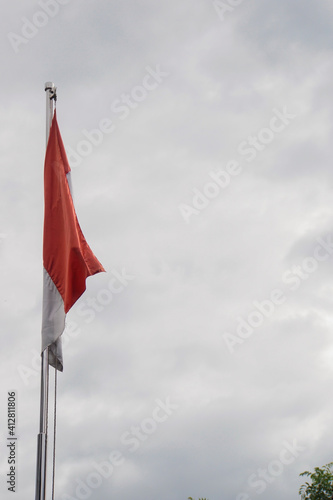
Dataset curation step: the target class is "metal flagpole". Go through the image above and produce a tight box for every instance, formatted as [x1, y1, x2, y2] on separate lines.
[35, 82, 57, 500]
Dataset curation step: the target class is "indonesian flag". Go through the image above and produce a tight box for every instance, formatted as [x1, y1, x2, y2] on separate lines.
[41, 110, 105, 371]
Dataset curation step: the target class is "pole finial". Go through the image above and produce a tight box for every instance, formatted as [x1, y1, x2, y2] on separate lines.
[45, 82, 57, 103]
[45, 82, 57, 145]
[45, 82, 55, 91]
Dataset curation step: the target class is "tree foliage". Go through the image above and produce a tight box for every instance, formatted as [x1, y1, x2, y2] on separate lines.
[299, 463, 333, 499]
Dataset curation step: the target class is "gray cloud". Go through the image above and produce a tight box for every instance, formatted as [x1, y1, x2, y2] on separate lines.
[1, 1, 333, 499]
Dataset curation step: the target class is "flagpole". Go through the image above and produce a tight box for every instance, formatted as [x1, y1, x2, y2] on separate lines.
[35, 82, 56, 500]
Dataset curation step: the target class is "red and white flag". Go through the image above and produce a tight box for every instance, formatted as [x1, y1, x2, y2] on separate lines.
[42, 111, 105, 371]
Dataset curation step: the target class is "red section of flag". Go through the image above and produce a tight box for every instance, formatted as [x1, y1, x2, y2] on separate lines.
[43, 110, 105, 313]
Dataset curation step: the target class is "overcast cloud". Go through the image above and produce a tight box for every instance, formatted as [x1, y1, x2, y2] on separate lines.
[1, 1, 333, 499]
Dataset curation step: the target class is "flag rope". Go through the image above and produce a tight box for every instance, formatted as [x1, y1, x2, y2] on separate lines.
[51, 346, 58, 500]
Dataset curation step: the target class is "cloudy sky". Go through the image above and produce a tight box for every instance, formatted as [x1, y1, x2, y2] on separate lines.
[1, 1, 333, 499]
